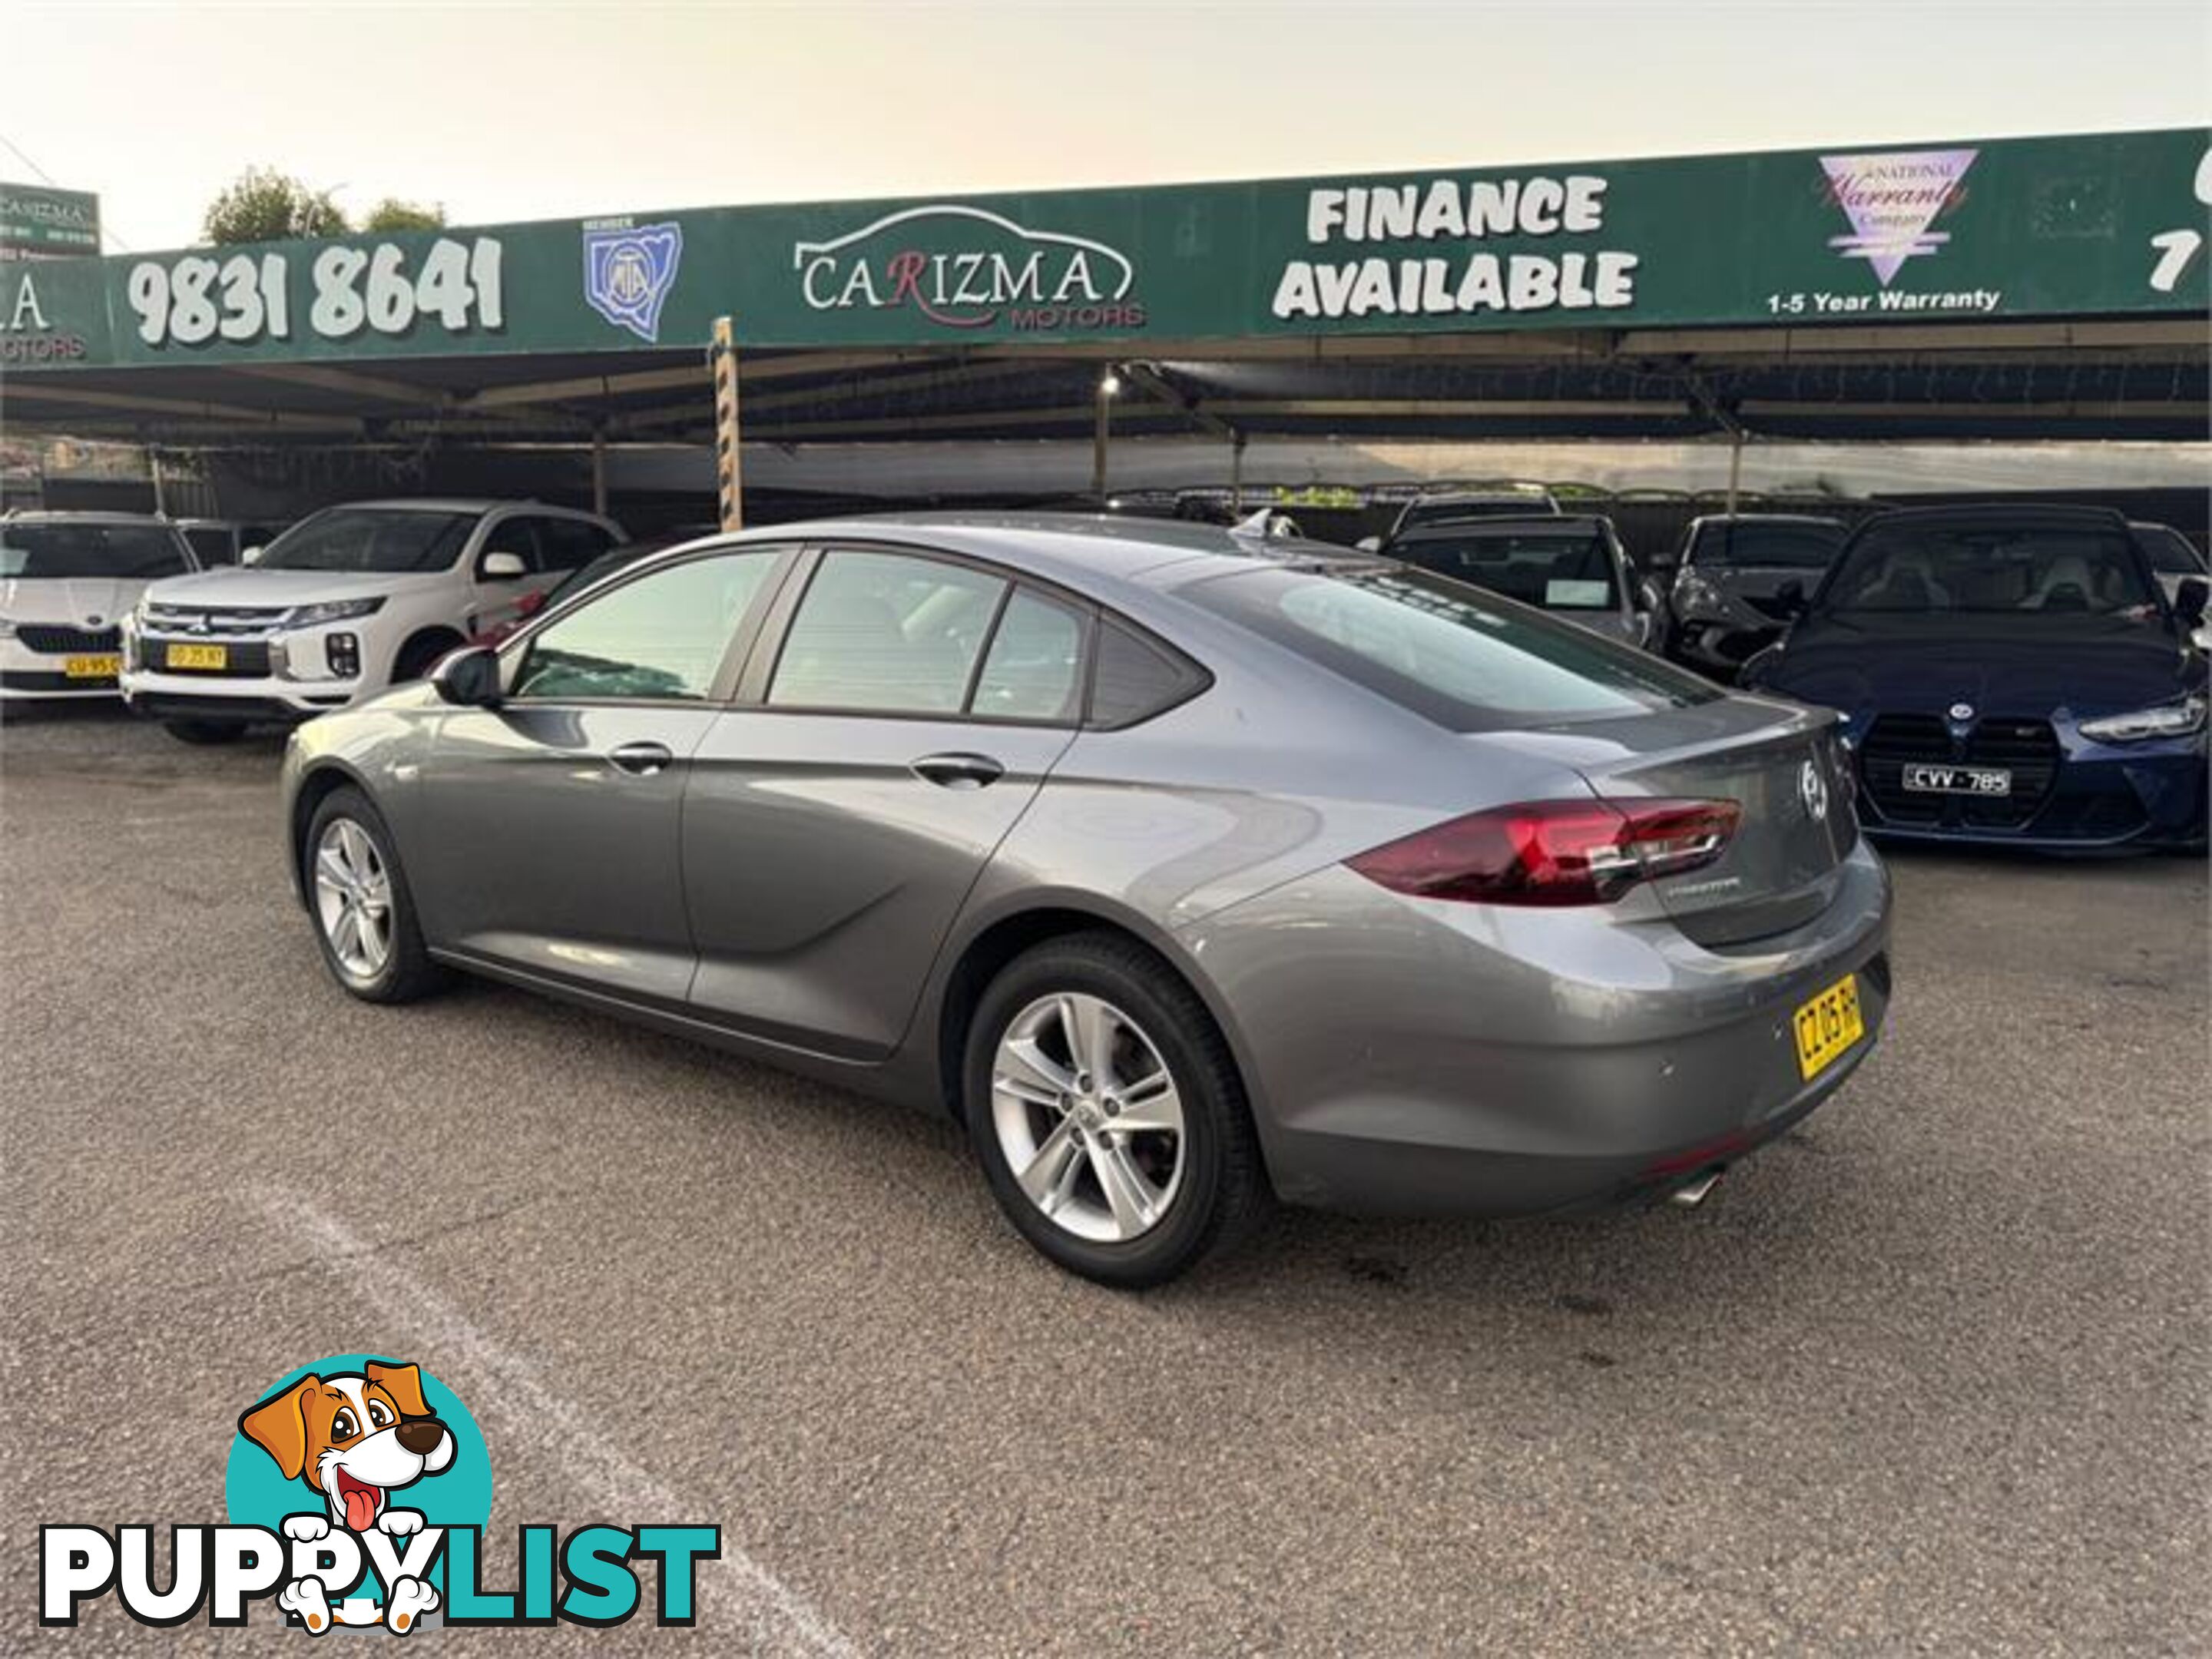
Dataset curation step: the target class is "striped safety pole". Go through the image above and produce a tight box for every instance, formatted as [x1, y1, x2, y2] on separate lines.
[710, 315, 743, 531]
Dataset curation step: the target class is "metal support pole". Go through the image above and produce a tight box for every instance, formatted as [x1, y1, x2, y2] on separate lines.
[710, 316, 743, 531]
[148, 447, 167, 517]
[1091, 377, 1112, 505]
[1724, 430, 1745, 518]
[1230, 432, 1246, 512]
[590, 424, 608, 519]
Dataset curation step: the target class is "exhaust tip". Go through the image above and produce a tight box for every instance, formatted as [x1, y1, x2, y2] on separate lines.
[1667, 1169, 1726, 1209]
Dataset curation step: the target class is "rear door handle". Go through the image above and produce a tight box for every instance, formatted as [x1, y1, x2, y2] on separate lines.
[910, 751, 1005, 790]
[608, 740, 676, 777]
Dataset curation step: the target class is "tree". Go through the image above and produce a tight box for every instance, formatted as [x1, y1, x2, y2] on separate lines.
[201, 167, 348, 245]
[361, 197, 446, 233]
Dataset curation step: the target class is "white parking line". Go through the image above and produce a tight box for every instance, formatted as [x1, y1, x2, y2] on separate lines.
[254, 1187, 859, 1657]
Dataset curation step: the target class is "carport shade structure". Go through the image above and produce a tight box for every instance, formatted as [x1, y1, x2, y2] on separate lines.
[2, 127, 2205, 488]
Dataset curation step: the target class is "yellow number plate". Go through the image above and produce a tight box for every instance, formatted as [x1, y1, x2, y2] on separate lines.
[1793, 972, 1864, 1081]
[64, 654, 121, 678]
[167, 642, 229, 671]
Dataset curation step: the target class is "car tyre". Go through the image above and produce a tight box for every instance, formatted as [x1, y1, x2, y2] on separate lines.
[163, 718, 248, 745]
[965, 931, 1266, 1287]
[303, 786, 449, 1004]
[391, 634, 459, 684]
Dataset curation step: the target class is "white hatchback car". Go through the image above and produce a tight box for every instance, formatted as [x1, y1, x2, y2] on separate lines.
[121, 498, 624, 742]
[1, 512, 200, 703]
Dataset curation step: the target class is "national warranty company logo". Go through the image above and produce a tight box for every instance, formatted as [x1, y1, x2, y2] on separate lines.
[40, 1353, 719, 1634]
[1818, 148, 1979, 285]
[793, 204, 1146, 333]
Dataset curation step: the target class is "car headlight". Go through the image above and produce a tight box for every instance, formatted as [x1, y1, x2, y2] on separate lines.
[286, 597, 385, 628]
[2078, 694, 2207, 743]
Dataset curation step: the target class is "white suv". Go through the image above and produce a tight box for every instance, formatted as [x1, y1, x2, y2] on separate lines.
[121, 498, 624, 743]
[2, 512, 200, 703]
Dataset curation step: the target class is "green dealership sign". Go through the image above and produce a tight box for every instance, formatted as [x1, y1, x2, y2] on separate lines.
[3, 128, 2204, 375]
[0, 180, 100, 263]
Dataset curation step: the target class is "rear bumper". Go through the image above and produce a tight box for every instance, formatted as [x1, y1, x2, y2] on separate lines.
[1178, 839, 1893, 1215]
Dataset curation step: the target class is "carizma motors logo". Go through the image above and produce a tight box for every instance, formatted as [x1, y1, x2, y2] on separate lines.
[40, 1353, 719, 1634]
[793, 204, 1147, 332]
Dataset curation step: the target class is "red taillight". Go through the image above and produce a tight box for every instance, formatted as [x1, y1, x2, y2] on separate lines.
[1346, 797, 1741, 907]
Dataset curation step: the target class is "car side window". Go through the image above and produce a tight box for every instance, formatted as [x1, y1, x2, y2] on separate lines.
[1088, 618, 1208, 728]
[511, 551, 780, 702]
[538, 518, 614, 571]
[478, 515, 541, 574]
[970, 588, 1086, 723]
[768, 549, 1006, 714]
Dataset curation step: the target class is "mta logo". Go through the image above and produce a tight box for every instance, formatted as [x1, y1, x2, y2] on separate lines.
[583, 220, 684, 343]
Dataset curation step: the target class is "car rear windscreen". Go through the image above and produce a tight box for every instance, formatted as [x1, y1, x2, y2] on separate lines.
[1690, 521, 1844, 569]
[1823, 522, 2157, 614]
[0, 522, 193, 580]
[1389, 528, 1618, 610]
[1185, 562, 1716, 731]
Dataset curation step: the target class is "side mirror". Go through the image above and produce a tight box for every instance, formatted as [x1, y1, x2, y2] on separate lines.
[429, 644, 503, 708]
[1776, 579, 1809, 616]
[240, 545, 265, 566]
[2174, 576, 2208, 627]
[480, 549, 528, 580]
[1355, 535, 1382, 554]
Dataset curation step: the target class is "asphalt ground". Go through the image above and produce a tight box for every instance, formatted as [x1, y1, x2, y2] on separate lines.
[2, 704, 2207, 1655]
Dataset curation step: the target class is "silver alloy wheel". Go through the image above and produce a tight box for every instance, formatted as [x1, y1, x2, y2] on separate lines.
[313, 818, 394, 982]
[991, 992, 1187, 1243]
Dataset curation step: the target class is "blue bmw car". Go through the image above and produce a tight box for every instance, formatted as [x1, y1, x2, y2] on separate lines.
[1744, 505, 2207, 853]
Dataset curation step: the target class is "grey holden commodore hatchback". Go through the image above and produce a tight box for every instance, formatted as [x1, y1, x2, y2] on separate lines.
[282, 515, 1891, 1285]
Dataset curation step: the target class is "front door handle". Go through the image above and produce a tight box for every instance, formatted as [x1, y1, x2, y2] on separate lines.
[910, 751, 1005, 790]
[608, 740, 676, 777]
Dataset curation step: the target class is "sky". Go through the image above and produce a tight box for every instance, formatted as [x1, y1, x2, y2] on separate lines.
[1, 0, 2207, 254]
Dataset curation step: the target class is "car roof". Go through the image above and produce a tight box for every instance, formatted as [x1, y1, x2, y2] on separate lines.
[0, 510, 180, 527]
[1407, 489, 1555, 502]
[1686, 512, 1844, 528]
[673, 511, 1376, 594]
[299, 497, 598, 515]
[1853, 503, 2133, 531]
[1396, 513, 1609, 537]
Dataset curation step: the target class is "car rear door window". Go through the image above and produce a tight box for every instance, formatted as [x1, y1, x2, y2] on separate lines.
[768, 550, 1006, 714]
[969, 588, 1086, 723]
[511, 550, 780, 701]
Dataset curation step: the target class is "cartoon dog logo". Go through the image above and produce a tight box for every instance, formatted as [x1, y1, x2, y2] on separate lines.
[239, 1359, 454, 1632]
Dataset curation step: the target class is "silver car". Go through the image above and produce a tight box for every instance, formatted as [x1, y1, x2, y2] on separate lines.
[281, 515, 1892, 1286]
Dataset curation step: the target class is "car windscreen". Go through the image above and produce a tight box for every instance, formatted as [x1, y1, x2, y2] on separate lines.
[2136, 525, 2207, 576]
[1690, 521, 1844, 570]
[256, 508, 478, 574]
[1820, 522, 2157, 616]
[1185, 562, 1717, 732]
[0, 522, 193, 580]
[1388, 528, 1618, 610]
